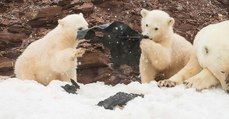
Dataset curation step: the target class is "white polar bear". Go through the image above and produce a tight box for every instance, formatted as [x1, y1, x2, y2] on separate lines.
[139, 9, 193, 84]
[158, 20, 229, 91]
[14, 13, 88, 85]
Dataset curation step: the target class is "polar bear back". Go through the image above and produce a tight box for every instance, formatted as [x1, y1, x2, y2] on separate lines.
[194, 20, 229, 88]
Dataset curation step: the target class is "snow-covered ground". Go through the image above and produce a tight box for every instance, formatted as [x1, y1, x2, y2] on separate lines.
[0, 78, 229, 119]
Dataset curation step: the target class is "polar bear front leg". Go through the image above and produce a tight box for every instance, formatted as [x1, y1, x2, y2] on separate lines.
[60, 68, 77, 82]
[73, 48, 85, 81]
[158, 54, 202, 87]
[51, 48, 85, 81]
[140, 53, 157, 83]
[140, 39, 171, 71]
[184, 68, 220, 90]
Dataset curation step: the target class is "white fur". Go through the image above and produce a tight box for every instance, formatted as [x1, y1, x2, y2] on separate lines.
[160, 20, 229, 91]
[140, 9, 192, 83]
[14, 14, 88, 85]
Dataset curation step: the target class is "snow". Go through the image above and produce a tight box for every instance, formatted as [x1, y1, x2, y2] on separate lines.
[0, 78, 229, 119]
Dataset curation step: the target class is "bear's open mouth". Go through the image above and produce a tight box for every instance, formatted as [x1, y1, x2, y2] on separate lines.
[142, 35, 149, 39]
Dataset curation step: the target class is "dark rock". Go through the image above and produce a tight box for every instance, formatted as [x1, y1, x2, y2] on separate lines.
[77, 52, 109, 69]
[0, 57, 15, 76]
[0, 31, 26, 50]
[72, 2, 94, 14]
[2, 0, 24, 3]
[77, 41, 113, 84]
[0, 2, 8, 13]
[0, 49, 22, 59]
[7, 24, 32, 35]
[97, 92, 144, 110]
[217, 0, 229, 5]
[77, 67, 112, 84]
[23, 6, 62, 28]
[91, 0, 107, 4]
[0, 18, 10, 27]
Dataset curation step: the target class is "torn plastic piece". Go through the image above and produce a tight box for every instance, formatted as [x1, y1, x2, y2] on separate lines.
[77, 21, 143, 68]
[61, 79, 80, 94]
[97, 92, 144, 110]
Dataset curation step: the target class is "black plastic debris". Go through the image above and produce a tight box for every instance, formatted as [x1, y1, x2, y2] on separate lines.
[226, 76, 229, 93]
[226, 75, 229, 85]
[61, 79, 80, 94]
[97, 92, 144, 110]
[77, 21, 143, 68]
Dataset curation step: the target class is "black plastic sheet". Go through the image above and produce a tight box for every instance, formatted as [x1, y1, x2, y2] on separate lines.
[97, 92, 144, 110]
[61, 79, 80, 94]
[77, 21, 142, 68]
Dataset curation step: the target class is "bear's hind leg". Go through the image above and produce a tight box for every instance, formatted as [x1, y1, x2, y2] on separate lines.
[158, 54, 202, 87]
[15, 60, 36, 81]
[16, 69, 36, 81]
[184, 68, 220, 90]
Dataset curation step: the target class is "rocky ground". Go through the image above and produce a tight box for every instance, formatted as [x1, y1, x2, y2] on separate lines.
[0, 0, 228, 85]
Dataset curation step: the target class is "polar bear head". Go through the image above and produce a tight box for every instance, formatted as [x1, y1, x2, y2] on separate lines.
[58, 13, 88, 39]
[141, 9, 174, 42]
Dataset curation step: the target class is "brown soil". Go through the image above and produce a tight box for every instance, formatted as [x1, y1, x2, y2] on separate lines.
[0, 0, 228, 85]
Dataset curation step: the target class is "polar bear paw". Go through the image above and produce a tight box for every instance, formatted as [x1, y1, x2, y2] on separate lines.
[183, 78, 205, 91]
[158, 80, 176, 88]
[183, 80, 193, 88]
[140, 39, 153, 51]
[75, 48, 86, 58]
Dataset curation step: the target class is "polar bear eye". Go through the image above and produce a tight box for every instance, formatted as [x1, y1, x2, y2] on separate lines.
[154, 27, 159, 31]
[146, 24, 149, 27]
[78, 27, 83, 30]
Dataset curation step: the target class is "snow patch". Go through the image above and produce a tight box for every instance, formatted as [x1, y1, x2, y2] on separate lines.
[0, 78, 229, 119]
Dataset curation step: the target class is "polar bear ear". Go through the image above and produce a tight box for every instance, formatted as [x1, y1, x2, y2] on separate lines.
[168, 17, 175, 26]
[141, 9, 149, 17]
[79, 13, 84, 17]
[58, 19, 64, 26]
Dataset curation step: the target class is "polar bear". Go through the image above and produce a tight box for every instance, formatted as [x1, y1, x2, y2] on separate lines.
[139, 9, 193, 83]
[158, 20, 229, 91]
[14, 13, 88, 85]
